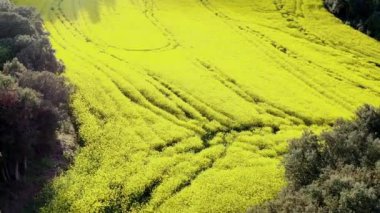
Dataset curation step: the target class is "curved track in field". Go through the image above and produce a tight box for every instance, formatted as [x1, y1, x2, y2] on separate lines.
[14, 0, 380, 212]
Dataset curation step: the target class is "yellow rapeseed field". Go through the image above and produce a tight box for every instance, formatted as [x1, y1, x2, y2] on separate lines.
[14, 0, 380, 212]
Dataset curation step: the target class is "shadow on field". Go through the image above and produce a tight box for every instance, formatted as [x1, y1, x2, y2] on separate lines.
[52, 0, 117, 23]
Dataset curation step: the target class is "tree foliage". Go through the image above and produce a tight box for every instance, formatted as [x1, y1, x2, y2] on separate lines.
[0, 1, 71, 186]
[0, 2, 63, 72]
[0, 60, 69, 183]
[250, 105, 380, 212]
[325, 0, 380, 39]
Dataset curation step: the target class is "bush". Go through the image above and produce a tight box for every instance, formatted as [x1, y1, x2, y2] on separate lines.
[0, 4, 64, 72]
[0, 12, 35, 39]
[0, 0, 12, 11]
[250, 105, 380, 213]
[15, 36, 64, 73]
[2, 58, 27, 76]
[366, 12, 380, 39]
[324, 0, 380, 39]
[19, 70, 70, 106]
[0, 45, 10, 64]
[284, 132, 325, 189]
[0, 73, 42, 181]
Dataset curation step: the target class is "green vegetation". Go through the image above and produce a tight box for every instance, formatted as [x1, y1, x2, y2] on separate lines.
[0, 1, 72, 211]
[0, 45, 11, 63]
[250, 105, 380, 212]
[0, 0, 63, 71]
[0, 59, 68, 182]
[12, 0, 380, 212]
[325, 0, 380, 39]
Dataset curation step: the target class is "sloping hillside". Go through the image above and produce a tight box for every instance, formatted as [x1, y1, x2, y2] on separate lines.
[14, 0, 380, 212]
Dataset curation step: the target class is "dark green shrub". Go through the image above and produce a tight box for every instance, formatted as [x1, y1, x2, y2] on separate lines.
[250, 105, 380, 213]
[0, 73, 42, 181]
[0, 68, 69, 183]
[324, 0, 380, 39]
[0, 5, 64, 73]
[0, 72, 15, 90]
[0, 12, 35, 39]
[0, 45, 10, 65]
[0, 0, 12, 11]
[2, 58, 27, 76]
[284, 132, 325, 188]
[366, 12, 380, 39]
[19, 70, 69, 106]
[15, 36, 64, 73]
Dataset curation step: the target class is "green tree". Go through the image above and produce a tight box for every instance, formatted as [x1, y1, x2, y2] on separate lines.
[250, 105, 380, 213]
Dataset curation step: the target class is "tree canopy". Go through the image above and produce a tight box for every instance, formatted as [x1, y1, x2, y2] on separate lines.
[325, 0, 380, 39]
[250, 105, 380, 212]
